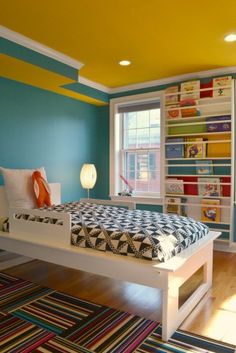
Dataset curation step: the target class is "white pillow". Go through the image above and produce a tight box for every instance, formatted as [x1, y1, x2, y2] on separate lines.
[0, 167, 47, 209]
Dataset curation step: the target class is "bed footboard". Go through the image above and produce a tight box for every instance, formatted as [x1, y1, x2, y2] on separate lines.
[9, 208, 71, 246]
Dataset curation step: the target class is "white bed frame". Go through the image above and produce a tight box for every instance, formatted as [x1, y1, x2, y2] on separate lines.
[0, 184, 220, 341]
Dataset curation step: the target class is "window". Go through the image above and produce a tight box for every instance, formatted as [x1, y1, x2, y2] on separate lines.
[110, 92, 163, 200]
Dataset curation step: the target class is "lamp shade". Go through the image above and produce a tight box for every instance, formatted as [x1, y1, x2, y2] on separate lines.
[80, 164, 97, 189]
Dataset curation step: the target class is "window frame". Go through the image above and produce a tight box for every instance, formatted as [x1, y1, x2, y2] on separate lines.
[109, 90, 164, 204]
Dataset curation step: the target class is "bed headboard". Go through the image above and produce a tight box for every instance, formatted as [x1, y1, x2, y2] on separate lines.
[0, 183, 61, 217]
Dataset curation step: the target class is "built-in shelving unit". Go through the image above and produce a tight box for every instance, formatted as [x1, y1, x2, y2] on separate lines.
[163, 78, 234, 243]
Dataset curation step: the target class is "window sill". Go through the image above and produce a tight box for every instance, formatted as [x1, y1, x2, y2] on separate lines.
[110, 195, 163, 205]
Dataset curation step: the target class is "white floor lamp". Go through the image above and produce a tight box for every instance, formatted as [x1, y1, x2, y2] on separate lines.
[80, 164, 97, 198]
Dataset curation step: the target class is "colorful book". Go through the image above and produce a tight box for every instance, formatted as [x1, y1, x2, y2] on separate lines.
[180, 80, 200, 100]
[180, 98, 200, 118]
[166, 104, 181, 119]
[200, 81, 213, 98]
[195, 160, 213, 175]
[165, 197, 181, 215]
[165, 86, 179, 106]
[166, 138, 184, 158]
[198, 178, 221, 197]
[206, 115, 231, 132]
[201, 199, 220, 222]
[165, 197, 186, 216]
[185, 138, 207, 158]
[213, 76, 232, 97]
[166, 178, 184, 194]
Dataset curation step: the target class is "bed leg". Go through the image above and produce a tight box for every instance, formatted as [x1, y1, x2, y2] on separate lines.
[203, 243, 213, 289]
[161, 242, 214, 342]
[162, 273, 179, 342]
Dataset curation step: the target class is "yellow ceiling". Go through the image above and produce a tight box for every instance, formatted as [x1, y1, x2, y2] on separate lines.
[1, 0, 236, 88]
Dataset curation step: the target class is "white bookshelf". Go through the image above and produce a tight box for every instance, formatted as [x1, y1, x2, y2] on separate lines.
[163, 78, 234, 243]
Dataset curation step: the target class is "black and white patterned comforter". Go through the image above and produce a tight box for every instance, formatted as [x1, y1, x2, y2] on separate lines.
[2, 202, 209, 262]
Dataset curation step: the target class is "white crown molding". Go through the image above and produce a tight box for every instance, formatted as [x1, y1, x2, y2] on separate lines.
[79, 76, 111, 93]
[0, 25, 84, 70]
[76, 66, 236, 94]
[110, 66, 236, 94]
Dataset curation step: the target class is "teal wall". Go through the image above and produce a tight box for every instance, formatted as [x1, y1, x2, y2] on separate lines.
[95, 105, 110, 198]
[1, 74, 235, 241]
[0, 77, 108, 202]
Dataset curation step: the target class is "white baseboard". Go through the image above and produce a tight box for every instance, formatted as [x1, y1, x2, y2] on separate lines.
[0, 252, 32, 270]
[214, 239, 236, 253]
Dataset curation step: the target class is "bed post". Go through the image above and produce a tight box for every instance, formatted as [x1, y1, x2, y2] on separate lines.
[161, 240, 214, 341]
[162, 272, 179, 341]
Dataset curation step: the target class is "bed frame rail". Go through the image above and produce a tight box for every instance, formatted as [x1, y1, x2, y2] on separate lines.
[9, 208, 71, 246]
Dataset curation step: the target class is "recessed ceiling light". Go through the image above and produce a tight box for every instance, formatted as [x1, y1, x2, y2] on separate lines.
[119, 60, 131, 66]
[224, 33, 236, 42]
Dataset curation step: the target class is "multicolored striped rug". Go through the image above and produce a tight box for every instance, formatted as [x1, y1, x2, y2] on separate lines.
[0, 272, 235, 353]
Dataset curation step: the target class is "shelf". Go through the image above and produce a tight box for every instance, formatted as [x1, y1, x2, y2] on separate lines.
[165, 100, 230, 112]
[166, 174, 231, 178]
[164, 85, 231, 97]
[165, 139, 231, 145]
[164, 79, 234, 242]
[165, 180, 231, 186]
[201, 221, 230, 226]
[207, 228, 230, 233]
[165, 113, 231, 124]
[166, 119, 231, 128]
[165, 194, 230, 199]
[163, 202, 230, 209]
[165, 157, 231, 161]
[165, 164, 231, 167]
[166, 131, 231, 138]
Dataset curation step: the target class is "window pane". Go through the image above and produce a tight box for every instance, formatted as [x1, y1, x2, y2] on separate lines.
[135, 171, 149, 192]
[137, 110, 149, 128]
[149, 170, 160, 192]
[150, 109, 160, 127]
[149, 152, 156, 171]
[124, 112, 136, 129]
[137, 152, 148, 178]
[124, 129, 136, 148]
[126, 153, 135, 171]
[150, 127, 160, 147]
[123, 150, 160, 193]
[128, 171, 135, 180]
[137, 128, 150, 148]
[120, 103, 161, 195]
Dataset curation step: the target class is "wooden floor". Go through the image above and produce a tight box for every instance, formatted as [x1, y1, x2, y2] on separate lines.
[3, 250, 236, 346]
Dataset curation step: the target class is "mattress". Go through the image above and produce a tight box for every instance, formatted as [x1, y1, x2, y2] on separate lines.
[2, 202, 209, 262]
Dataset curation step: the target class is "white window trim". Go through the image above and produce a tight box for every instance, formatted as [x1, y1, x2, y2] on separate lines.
[109, 90, 165, 204]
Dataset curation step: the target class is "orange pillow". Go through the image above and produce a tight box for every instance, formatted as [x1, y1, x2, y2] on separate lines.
[32, 171, 52, 208]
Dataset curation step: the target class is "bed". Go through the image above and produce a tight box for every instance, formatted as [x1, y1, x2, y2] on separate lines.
[0, 183, 220, 341]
